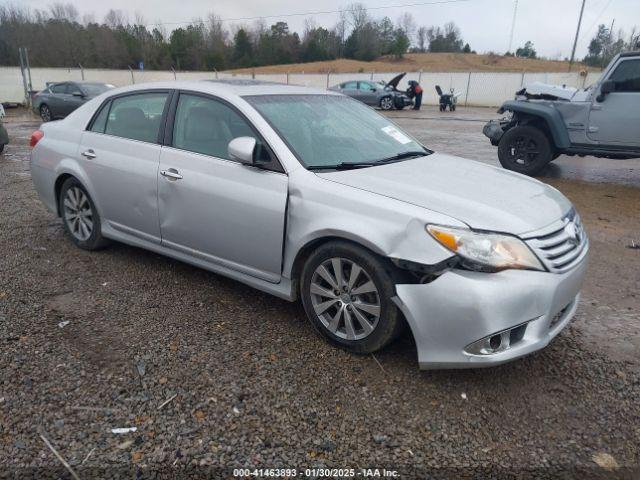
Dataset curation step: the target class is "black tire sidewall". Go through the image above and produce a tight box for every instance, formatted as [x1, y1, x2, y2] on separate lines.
[58, 178, 107, 250]
[300, 241, 401, 354]
[498, 125, 553, 176]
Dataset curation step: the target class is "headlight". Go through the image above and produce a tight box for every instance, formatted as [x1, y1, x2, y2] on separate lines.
[426, 225, 545, 272]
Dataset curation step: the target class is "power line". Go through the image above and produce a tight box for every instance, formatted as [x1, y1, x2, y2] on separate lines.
[143, 0, 475, 27]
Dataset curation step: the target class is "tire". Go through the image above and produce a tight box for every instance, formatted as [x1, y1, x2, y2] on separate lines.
[300, 241, 403, 354]
[498, 125, 553, 176]
[58, 177, 110, 250]
[439, 104, 445, 112]
[379, 96, 394, 111]
[0, 144, 4, 154]
[451, 104, 456, 111]
[40, 104, 52, 122]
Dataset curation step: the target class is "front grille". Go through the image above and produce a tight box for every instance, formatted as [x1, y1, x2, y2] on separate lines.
[522, 211, 588, 274]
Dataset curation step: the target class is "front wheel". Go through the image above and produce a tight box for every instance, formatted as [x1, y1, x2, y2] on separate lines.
[498, 125, 553, 176]
[40, 104, 52, 122]
[300, 241, 403, 354]
[58, 177, 110, 250]
[379, 97, 394, 111]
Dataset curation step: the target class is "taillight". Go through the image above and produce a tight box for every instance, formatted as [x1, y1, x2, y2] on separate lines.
[30, 130, 44, 148]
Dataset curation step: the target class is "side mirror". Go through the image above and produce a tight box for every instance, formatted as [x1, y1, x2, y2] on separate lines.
[596, 80, 615, 102]
[72, 91, 85, 97]
[228, 136, 257, 165]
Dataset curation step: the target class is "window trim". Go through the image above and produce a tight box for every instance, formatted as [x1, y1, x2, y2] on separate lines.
[165, 90, 285, 174]
[85, 89, 173, 145]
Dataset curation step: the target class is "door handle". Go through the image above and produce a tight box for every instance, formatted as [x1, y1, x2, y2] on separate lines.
[160, 169, 183, 180]
[81, 149, 96, 159]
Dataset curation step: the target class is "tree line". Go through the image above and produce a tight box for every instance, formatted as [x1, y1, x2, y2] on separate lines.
[2, 3, 637, 71]
[0, 3, 472, 71]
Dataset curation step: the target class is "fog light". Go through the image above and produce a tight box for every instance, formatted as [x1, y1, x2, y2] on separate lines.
[465, 321, 530, 356]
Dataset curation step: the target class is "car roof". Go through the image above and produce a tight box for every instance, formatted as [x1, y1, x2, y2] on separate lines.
[100, 79, 341, 99]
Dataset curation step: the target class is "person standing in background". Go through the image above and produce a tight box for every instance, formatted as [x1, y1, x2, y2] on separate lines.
[407, 80, 423, 110]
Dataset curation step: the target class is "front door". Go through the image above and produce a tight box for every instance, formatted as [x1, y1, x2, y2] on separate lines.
[358, 81, 378, 106]
[588, 58, 640, 147]
[79, 90, 171, 243]
[158, 92, 288, 282]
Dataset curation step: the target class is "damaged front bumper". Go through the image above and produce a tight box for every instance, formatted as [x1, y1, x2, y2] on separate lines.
[482, 119, 507, 146]
[392, 254, 588, 369]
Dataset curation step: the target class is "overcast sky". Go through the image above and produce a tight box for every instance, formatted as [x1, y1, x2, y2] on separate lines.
[9, 0, 640, 59]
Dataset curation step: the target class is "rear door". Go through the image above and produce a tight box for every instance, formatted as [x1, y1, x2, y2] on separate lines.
[340, 81, 359, 100]
[48, 83, 69, 117]
[158, 92, 288, 282]
[588, 58, 640, 147]
[78, 90, 171, 243]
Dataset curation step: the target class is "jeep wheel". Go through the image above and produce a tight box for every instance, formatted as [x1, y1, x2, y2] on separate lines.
[498, 125, 553, 176]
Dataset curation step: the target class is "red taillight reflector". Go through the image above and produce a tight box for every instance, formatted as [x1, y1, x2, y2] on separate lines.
[30, 130, 44, 148]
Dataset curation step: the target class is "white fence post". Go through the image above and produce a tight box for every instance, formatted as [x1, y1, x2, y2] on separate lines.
[79, 64, 85, 80]
[128, 66, 135, 84]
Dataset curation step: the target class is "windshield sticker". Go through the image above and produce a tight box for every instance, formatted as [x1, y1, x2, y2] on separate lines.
[381, 126, 412, 144]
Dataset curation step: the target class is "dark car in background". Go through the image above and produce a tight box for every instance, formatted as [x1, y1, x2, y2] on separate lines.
[33, 81, 114, 122]
[329, 73, 413, 110]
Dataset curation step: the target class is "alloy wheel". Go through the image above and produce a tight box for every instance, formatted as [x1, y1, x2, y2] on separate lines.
[309, 257, 381, 341]
[507, 135, 540, 166]
[40, 105, 51, 122]
[380, 97, 393, 110]
[63, 187, 93, 241]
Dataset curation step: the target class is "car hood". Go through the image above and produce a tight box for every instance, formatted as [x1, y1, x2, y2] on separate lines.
[315, 153, 572, 235]
[386, 72, 406, 90]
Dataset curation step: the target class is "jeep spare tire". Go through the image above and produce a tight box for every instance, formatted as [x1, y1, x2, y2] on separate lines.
[497, 125, 553, 176]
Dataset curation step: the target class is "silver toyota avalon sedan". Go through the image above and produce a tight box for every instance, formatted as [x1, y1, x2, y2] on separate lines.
[29, 80, 588, 369]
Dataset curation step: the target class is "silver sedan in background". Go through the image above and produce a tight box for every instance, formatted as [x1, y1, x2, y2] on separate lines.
[29, 80, 588, 369]
[329, 73, 413, 110]
[33, 81, 114, 122]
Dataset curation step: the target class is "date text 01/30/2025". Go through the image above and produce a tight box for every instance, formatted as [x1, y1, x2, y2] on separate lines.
[233, 468, 400, 477]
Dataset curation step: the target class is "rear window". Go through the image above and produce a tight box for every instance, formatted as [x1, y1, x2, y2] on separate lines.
[50, 84, 67, 94]
[103, 93, 169, 143]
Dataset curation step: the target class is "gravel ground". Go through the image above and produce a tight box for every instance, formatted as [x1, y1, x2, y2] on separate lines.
[1, 109, 639, 479]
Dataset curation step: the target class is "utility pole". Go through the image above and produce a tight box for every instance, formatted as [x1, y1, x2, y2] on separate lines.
[507, 0, 518, 54]
[568, 0, 586, 71]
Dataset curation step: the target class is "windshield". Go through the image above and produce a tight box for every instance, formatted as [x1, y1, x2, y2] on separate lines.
[81, 83, 113, 96]
[245, 94, 428, 169]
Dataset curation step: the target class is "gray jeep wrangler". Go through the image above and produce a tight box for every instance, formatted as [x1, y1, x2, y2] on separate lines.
[483, 51, 640, 176]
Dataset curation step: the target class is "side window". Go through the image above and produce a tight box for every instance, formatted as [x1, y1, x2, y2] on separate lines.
[50, 83, 67, 94]
[89, 101, 111, 133]
[358, 82, 374, 90]
[172, 93, 271, 163]
[343, 81, 358, 89]
[104, 92, 169, 143]
[609, 59, 640, 93]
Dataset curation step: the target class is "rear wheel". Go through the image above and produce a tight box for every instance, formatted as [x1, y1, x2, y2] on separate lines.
[40, 104, 52, 122]
[58, 177, 109, 250]
[0, 144, 4, 154]
[498, 125, 553, 176]
[379, 97, 394, 111]
[300, 241, 403, 354]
